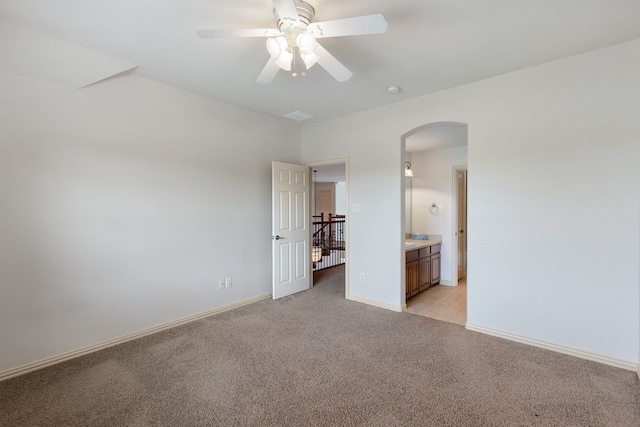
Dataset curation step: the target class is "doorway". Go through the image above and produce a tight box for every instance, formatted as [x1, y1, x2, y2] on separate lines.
[402, 122, 468, 325]
[453, 167, 467, 282]
[306, 159, 348, 297]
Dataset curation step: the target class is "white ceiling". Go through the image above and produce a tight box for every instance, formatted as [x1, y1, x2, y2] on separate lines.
[1, 1, 640, 125]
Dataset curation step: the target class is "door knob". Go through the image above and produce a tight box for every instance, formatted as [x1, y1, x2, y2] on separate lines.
[273, 235, 284, 240]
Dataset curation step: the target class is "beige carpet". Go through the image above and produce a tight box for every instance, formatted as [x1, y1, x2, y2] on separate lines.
[1, 265, 639, 426]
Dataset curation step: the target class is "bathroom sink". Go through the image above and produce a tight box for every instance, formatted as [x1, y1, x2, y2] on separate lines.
[405, 242, 417, 248]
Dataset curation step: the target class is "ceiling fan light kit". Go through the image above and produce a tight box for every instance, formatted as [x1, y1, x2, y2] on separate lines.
[196, 0, 387, 84]
[301, 51, 319, 69]
[267, 2, 318, 75]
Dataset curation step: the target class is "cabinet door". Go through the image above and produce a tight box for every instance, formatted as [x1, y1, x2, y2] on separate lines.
[406, 261, 420, 298]
[430, 253, 441, 285]
[418, 256, 431, 292]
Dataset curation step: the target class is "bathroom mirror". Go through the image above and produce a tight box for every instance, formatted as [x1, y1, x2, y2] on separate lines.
[405, 176, 412, 236]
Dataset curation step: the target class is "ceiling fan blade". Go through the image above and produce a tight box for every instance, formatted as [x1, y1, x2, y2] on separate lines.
[257, 57, 280, 84]
[272, 0, 300, 24]
[196, 28, 280, 38]
[308, 14, 388, 38]
[315, 43, 353, 82]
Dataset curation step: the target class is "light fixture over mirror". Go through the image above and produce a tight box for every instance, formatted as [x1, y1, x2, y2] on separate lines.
[405, 162, 414, 177]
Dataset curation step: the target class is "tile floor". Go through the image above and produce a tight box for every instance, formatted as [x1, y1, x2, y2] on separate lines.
[405, 279, 467, 326]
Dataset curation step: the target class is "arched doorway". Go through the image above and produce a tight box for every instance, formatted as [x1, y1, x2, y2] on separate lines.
[401, 122, 468, 324]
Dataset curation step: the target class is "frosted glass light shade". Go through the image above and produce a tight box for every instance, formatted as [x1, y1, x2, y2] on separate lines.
[266, 38, 281, 59]
[296, 33, 316, 55]
[301, 51, 320, 69]
[312, 247, 322, 262]
[275, 49, 293, 71]
[267, 36, 288, 59]
[405, 162, 414, 177]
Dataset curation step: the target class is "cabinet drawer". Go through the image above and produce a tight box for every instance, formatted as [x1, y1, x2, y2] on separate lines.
[406, 249, 419, 263]
[430, 244, 441, 254]
[418, 247, 431, 258]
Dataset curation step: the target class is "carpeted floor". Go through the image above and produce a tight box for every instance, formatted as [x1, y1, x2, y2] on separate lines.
[1, 265, 639, 426]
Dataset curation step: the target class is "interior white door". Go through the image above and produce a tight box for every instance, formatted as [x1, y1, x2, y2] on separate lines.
[457, 169, 467, 280]
[272, 161, 311, 299]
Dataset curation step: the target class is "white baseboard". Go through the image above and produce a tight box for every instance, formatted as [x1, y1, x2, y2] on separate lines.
[439, 280, 454, 286]
[0, 293, 272, 382]
[466, 323, 639, 372]
[347, 294, 403, 312]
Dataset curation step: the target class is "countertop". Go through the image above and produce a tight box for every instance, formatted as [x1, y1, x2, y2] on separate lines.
[405, 239, 441, 251]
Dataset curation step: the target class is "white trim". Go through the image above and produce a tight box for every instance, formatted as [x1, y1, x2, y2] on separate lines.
[466, 323, 639, 372]
[347, 294, 403, 312]
[0, 293, 271, 382]
[439, 279, 454, 286]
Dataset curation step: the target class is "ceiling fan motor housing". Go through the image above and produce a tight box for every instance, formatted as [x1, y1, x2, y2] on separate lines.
[275, 0, 315, 32]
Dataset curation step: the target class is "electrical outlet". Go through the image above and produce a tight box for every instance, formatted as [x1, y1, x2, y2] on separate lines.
[360, 273, 365, 281]
[225, 277, 232, 288]
[219, 279, 225, 289]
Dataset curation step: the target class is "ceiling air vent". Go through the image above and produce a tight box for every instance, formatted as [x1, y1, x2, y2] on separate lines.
[283, 111, 314, 122]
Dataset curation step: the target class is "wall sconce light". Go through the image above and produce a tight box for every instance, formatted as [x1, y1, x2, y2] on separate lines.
[405, 162, 414, 177]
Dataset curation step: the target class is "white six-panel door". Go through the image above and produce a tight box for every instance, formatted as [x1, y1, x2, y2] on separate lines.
[272, 161, 311, 299]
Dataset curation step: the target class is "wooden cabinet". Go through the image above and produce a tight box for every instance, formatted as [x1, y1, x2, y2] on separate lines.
[406, 260, 419, 298]
[406, 243, 441, 299]
[418, 257, 431, 292]
[430, 252, 441, 285]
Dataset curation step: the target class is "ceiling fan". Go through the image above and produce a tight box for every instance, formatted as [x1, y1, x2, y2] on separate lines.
[196, 0, 387, 83]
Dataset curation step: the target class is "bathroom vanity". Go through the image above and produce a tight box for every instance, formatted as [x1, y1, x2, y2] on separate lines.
[405, 240, 441, 299]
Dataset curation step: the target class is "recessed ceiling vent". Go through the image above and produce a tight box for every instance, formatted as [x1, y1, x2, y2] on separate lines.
[283, 110, 314, 121]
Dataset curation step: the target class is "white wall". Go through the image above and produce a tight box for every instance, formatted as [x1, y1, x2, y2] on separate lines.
[302, 121, 405, 307]
[301, 39, 640, 365]
[411, 146, 468, 285]
[0, 71, 300, 374]
[315, 182, 336, 217]
[335, 182, 347, 215]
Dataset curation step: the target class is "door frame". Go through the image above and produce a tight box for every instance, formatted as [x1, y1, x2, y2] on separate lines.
[305, 157, 349, 298]
[452, 165, 467, 285]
